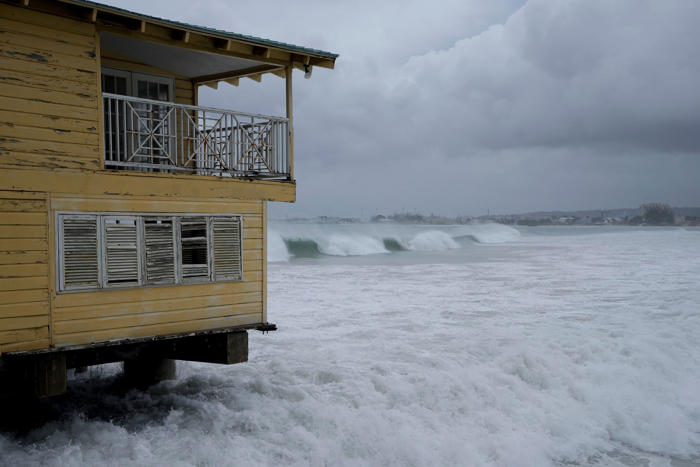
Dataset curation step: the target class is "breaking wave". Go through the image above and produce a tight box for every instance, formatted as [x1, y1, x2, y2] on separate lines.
[268, 223, 520, 260]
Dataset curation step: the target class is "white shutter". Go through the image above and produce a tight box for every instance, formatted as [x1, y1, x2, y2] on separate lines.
[61, 216, 99, 289]
[144, 217, 175, 284]
[103, 217, 139, 286]
[212, 217, 242, 281]
[180, 216, 209, 280]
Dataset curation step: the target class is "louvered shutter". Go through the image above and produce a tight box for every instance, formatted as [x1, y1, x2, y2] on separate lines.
[180, 216, 209, 280]
[144, 218, 175, 284]
[61, 216, 99, 289]
[103, 217, 139, 286]
[212, 217, 242, 281]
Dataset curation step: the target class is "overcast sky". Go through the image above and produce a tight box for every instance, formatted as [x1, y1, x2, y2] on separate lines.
[108, 0, 700, 217]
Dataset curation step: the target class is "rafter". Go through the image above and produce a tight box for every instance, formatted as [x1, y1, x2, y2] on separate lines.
[193, 64, 283, 85]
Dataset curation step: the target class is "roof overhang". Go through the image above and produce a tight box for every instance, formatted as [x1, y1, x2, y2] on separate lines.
[21, 0, 337, 85]
[101, 32, 281, 85]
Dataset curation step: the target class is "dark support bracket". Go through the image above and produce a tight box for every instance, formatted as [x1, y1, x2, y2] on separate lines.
[1, 328, 255, 398]
[163, 331, 248, 365]
[256, 323, 277, 333]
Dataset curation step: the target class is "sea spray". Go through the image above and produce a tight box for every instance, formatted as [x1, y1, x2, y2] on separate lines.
[268, 221, 522, 258]
[453, 223, 521, 244]
[406, 230, 459, 250]
[316, 234, 388, 256]
[267, 229, 290, 262]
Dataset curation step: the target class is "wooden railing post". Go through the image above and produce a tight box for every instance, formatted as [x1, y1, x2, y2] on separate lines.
[285, 65, 294, 181]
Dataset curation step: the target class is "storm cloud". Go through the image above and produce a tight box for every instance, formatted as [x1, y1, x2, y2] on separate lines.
[110, 0, 700, 216]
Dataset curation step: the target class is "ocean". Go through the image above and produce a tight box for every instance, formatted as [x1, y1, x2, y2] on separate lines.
[1, 223, 699, 466]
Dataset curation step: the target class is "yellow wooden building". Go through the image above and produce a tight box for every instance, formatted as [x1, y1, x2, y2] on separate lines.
[0, 0, 336, 395]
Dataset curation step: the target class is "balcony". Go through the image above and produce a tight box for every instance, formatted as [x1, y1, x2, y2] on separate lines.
[103, 93, 291, 180]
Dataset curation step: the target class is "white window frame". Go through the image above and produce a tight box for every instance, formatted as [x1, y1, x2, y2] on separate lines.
[56, 212, 243, 293]
[101, 68, 174, 103]
[131, 72, 175, 103]
[57, 214, 102, 291]
[101, 67, 132, 96]
[101, 215, 143, 287]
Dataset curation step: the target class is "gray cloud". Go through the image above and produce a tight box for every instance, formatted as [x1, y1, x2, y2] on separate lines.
[110, 0, 700, 216]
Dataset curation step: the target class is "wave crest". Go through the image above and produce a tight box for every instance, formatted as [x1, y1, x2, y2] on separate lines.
[268, 222, 521, 261]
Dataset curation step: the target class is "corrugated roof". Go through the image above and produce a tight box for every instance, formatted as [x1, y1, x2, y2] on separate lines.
[60, 0, 338, 60]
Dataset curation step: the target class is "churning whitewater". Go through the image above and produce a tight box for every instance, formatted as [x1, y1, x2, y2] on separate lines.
[1, 225, 699, 466]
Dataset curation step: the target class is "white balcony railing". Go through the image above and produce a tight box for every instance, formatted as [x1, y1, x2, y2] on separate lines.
[103, 93, 290, 179]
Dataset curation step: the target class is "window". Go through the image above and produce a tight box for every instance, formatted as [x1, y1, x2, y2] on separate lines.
[144, 217, 176, 285]
[103, 217, 140, 286]
[57, 213, 242, 292]
[180, 217, 209, 281]
[101, 68, 174, 171]
[59, 216, 99, 290]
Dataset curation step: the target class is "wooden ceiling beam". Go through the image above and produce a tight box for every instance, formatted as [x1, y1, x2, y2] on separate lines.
[193, 64, 283, 85]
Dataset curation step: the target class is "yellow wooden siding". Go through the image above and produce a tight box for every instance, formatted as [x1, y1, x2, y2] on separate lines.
[0, 191, 50, 354]
[50, 195, 264, 348]
[0, 3, 100, 172]
[0, 168, 296, 202]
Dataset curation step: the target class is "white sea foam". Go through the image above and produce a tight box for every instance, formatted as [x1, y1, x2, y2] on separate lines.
[2, 227, 699, 466]
[316, 233, 389, 256]
[405, 230, 459, 250]
[454, 222, 522, 243]
[266, 229, 290, 262]
[269, 221, 521, 259]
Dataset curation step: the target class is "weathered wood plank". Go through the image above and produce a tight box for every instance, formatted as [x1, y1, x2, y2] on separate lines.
[0, 30, 96, 61]
[54, 280, 260, 308]
[0, 276, 48, 291]
[0, 124, 99, 146]
[243, 238, 263, 250]
[0, 151, 101, 170]
[0, 17, 96, 47]
[0, 198, 46, 212]
[0, 56, 96, 84]
[243, 249, 262, 261]
[50, 197, 263, 214]
[0, 190, 45, 200]
[0, 212, 46, 225]
[0, 336, 50, 353]
[0, 82, 96, 109]
[0, 239, 47, 251]
[0, 43, 96, 72]
[0, 3, 95, 37]
[0, 289, 48, 305]
[0, 263, 47, 278]
[54, 312, 262, 346]
[0, 137, 99, 159]
[0, 301, 49, 319]
[243, 260, 262, 273]
[0, 69, 98, 97]
[175, 79, 193, 91]
[55, 291, 262, 321]
[0, 95, 98, 120]
[1, 168, 295, 203]
[175, 87, 193, 99]
[0, 315, 48, 332]
[243, 217, 263, 229]
[55, 302, 261, 335]
[0, 250, 47, 265]
[0, 110, 98, 134]
[243, 226, 262, 239]
[0, 225, 46, 239]
[0, 326, 48, 345]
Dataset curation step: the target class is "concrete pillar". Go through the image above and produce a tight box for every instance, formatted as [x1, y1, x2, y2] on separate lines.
[123, 357, 176, 388]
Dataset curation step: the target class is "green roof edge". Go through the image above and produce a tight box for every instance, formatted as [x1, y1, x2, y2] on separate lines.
[64, 0, 339, 60]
